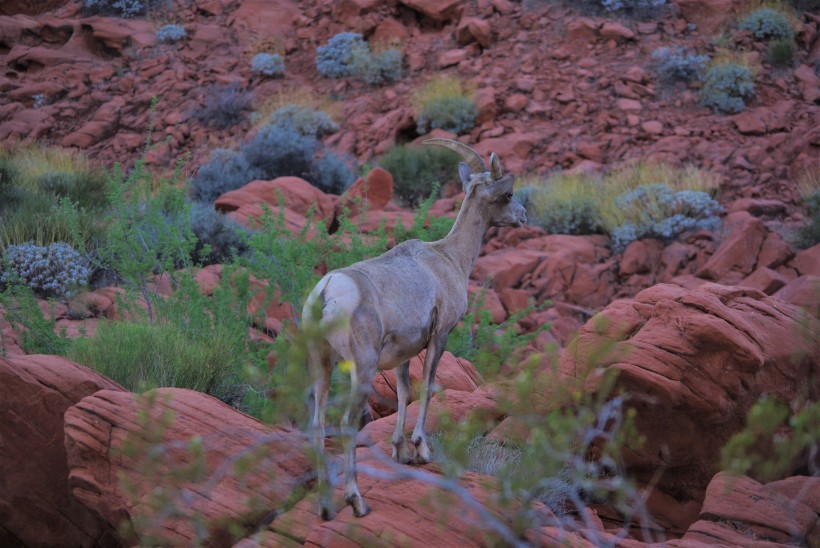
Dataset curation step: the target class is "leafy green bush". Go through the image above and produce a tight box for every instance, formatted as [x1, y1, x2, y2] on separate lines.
[378, 145, 460, 207]
[0, 283, 70, 355]
[188, 202, 250, 265]
[721, 396, 819, 482]
[701, 63, 756, 113]
[447, 292, 546, 377]
[766, 38, 797, 67]
[315, 33, 402, 85]
[412, 76, 477, 135]
[796, 191, 820, 249]
[739, 8, 795, 40]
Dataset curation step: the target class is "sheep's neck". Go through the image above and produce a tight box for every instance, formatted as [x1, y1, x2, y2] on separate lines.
[434, 197, 488, 278]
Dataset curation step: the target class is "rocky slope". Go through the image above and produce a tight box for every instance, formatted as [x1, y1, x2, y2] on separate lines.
[1, 0, 819, 546]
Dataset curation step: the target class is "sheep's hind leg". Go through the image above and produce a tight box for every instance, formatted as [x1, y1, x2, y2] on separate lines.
[342, 358, 374, 517]
[309, 345, 335, 520]
[391, 361, 411, 464]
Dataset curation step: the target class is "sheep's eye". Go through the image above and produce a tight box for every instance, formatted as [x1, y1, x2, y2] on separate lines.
[505, 193, 513, 202]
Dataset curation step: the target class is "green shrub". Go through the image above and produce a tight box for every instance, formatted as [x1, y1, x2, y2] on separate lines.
[0, 144, 107, 211]
[0, 197, 102, 254]
[251, 53, 285, 77]
[609, 184, 723, 251]
[788, 0, 820, 11]
[721, 396, 819, 482]
[1, 242, 89, 298]
[265, 105, 339, 139]
[188, 202, 250, 265]
[68, 318, 245, 402]
[315, 33, 402, 85]
[191, 125, 354, 201]
[0, 283, 70, 355]
[378, 145, 460, 207]
[523, 173, 604, 235]
[412, 76, 477, 135]
[192, 85, 253, 130]
[189, 148, 263, 203]
[561, 0, 667, 17]
[447, 291, 546, 377]
[796, 191, 820, 249]
[701, 63, 756, 113]
[739, 8, 795, 40]
[766, 38, 797, 67]
[650, 47, 709, 85]
[156, 24, 186, 44]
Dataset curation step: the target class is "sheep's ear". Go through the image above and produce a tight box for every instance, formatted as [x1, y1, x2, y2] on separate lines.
[458, 162, 473, 192]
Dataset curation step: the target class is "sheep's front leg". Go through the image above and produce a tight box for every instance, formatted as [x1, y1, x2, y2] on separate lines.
[411, 336, 446, 464]
[391, 361, 411, 464]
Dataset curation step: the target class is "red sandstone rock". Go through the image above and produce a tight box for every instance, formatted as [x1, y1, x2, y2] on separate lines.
[456, 16, 492, 48]
[683, 473, 817, 545]
[215, 177, 336, 219]
[600, 21, 635, 41]
[698, 211, 768, 281]
[370, 351, 482, 417]
[472, 248, 546, 290]
[774, 275, 820, 317]
[328, 167, 394, 233]
[0, 355, 124, 546]
[791, 243, 820, 277]
[739, 266, 789, 294]
[560, 283, 819, 534]
[677, 0, 739, 35]
[398, 0, 464, 22]
[64, 387, 313, 546]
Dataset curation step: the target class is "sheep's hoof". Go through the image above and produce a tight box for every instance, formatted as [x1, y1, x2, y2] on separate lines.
[413, 441, 432, 465]
[320, 504, 336, 521]
[392, 444, 412, 464]
[347, 494, 371, 518]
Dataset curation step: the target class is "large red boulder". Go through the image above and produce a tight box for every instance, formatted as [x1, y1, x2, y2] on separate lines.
[682, 473, 818, 546]
[64, 387, 313, 546]
[0, 355, 124, 547]
[560, 283, 819, 533]
[215, 177, 337, 232]
[369, 351, 482, 417]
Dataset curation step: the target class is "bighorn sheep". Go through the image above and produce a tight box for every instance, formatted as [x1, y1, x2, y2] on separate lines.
[303, 138, 527, 519]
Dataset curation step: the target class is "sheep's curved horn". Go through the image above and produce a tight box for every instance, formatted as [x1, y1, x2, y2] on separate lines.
[423, 138, 487, 174]
[489, 152, 503, 180]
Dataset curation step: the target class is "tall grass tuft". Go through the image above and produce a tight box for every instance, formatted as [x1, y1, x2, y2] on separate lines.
[68, 318, 246, 402]
[412, 75, 477, 135]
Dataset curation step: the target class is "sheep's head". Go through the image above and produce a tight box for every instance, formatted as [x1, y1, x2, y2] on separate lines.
[423, 138, 527, 228]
